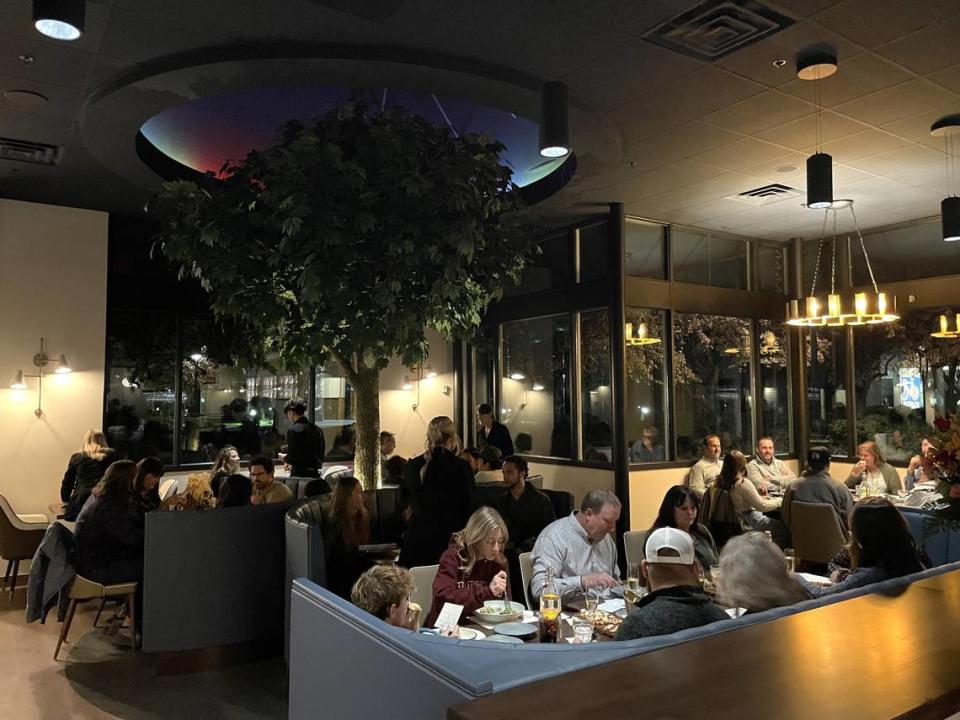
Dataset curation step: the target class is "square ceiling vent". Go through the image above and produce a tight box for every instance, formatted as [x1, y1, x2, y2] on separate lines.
[0, 137, 61, 166]
[643, 0, 795, 61]
[726, 183, 801, 207]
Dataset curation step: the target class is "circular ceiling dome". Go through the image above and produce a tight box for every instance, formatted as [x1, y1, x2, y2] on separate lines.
[139, 84, 569, 189]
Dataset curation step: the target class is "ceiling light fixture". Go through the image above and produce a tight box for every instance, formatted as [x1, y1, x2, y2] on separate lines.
[539, 81, 570, 158]
[531, 382, 545, 392]
[786, 201, 898, 328]
[509, 371, 526, 381]
[625, 322, 661, 346]
[33, 0, 85, 41]
[931, 114, 960, 242]
[797, 50, 837, 210]
[931, 312, 960, 339]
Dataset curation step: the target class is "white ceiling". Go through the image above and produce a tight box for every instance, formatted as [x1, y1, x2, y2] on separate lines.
[0, 0, 958, 242]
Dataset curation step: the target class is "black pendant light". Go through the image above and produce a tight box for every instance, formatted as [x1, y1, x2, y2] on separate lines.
[539, 81, 570, 158]
[931, 115, 960, 242]
[33, 0, 85, 41]
[798, 50, 838, 210]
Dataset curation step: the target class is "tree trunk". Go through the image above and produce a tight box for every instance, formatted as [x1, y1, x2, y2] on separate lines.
[352, 364, 381, 490]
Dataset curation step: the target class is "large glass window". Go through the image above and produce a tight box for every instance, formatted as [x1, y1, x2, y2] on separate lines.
[315, 361, 355, 458]
[756, 243, 787, 294]
[625, 219, 666, 279]
[579, 309, 612, 463]
[672, 228, 749, 290]
[806, 327, 848, 456]
[625, 308, 669, 464]
[673, 313, 753, 460]
[578, 222, 610, 282]
[501, 314, 572, 458]
[104, 309, 177, 464]
[852, 219, 960, 285]
[503, 232, 573, 296]
[758, 320, 792, 453]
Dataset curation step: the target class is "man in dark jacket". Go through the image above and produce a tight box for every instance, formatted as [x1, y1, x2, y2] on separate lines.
[476, 403, 514, 457]
[615, 527, 727, 640]
[782, 446, 853, 532]
[284, 399, 325, 478]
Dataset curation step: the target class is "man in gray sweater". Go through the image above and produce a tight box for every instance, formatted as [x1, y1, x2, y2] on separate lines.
[615, 528, 728, 640]
[783, 446, 853, 531]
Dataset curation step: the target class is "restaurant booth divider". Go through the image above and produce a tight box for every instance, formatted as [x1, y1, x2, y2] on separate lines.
[288, 559, 960, 720]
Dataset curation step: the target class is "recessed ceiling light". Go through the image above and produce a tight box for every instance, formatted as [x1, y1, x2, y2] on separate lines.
[772, 59, 786, 68]
[3, 89, 48, 110]
[18, 54, 35, 65]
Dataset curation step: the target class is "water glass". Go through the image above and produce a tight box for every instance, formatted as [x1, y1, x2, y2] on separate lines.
[783, 548, 796, 573]
[583, 592, 598, 619]
[626, 562, 641, 592]
[572, 617, 593, 644]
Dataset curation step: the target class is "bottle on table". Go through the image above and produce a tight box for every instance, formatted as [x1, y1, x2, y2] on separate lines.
[538, 566, 561, 643]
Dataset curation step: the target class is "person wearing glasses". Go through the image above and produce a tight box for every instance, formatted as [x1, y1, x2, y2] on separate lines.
[424, 507, 512, 628]
[248, 455, 293, 505]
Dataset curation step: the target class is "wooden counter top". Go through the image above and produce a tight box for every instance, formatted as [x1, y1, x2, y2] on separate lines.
[449, 571, 960, 720]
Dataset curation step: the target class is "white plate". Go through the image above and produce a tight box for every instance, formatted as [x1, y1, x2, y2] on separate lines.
[458, 627, 483, 640]
[599, 598, 625, 613]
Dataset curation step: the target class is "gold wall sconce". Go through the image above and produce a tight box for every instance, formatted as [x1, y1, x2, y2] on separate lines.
[9, 337, 72, 416]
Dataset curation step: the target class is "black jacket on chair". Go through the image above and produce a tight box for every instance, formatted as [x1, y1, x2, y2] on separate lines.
[26, 522, 76, 624]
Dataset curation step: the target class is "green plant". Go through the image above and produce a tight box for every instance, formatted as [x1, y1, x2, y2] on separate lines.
[153, 102, 534, 487]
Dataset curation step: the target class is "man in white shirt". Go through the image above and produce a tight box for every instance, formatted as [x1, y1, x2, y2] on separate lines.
[687, 435, 722, 498]
[746, 437, 796, 491]
[530, 490, 622, 604]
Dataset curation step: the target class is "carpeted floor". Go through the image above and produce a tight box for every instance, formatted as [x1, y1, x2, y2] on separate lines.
[0, 581, 288, 720]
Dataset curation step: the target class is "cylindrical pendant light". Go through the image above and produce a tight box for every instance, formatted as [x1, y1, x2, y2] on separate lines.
[806, 152, 833, 209]
[33, 0, 85, 41]
[943, 196, 960, 242]
[931, 115, 960, 241]
[539, 81, 570, 158]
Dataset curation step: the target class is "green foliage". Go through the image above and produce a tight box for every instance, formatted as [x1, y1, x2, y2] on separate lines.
[152, 101, 534, 377]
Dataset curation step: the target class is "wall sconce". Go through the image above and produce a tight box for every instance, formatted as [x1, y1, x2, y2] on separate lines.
[402, 362, 436, 411]
[9, 337, 72, 416]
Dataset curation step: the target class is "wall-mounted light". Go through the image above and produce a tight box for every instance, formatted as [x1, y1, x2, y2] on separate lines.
[401, 376, 415, 391]
[531, 382, 545, 391]
[509, 371, 526, 381]
[33, 0, 85, 41]
[402, 362, 437, 411]
[9, 337, 72, 416]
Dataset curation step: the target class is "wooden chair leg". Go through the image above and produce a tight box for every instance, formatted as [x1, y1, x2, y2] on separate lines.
[54, 599, 78, 661]
[2, 559, 11, 591]
[8, 559, 19, 602]
[93, 598, 107, 628]
[126, 593, 137, 650]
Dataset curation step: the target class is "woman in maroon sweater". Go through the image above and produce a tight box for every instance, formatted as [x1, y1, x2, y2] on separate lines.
[425, 507, 512, 628]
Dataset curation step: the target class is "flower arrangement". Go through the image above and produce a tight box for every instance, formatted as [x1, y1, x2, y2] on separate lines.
[921, 416, 960, 502]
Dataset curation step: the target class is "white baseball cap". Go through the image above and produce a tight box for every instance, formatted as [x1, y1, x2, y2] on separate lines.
[645, 527, 696, 565]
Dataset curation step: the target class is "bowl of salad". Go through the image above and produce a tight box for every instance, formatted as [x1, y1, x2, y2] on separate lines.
[473, 600, 524, 624]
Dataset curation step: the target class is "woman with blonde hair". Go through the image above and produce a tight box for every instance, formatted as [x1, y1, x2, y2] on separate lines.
[425, 507, 511, 627]
[61, 429, 116, 520]
[399, 416, 475, 568]
[715, 532, 809, 613]
[162, 473, 216, 511]
[208, 445, 240, 498]
[845, 440, 902, 495]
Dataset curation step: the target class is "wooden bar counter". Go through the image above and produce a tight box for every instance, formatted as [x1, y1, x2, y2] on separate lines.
[449, 571, 960, 720]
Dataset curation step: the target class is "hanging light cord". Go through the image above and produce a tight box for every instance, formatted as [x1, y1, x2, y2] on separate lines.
[830, 210, 837, 294]
[808, 210, 830, 297]
[849, 204, 881, 295]
[815, 66, 822, 153]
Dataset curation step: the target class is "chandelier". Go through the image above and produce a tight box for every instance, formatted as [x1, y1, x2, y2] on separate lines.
[785, 201, 898, 328]
[625, 322, 660, 346]
[931, 312, 960, 339]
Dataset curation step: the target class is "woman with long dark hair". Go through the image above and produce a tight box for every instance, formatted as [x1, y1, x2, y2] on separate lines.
[716, 450, 790, 548]
[132, 456, 164, 518]
[218, 474, 253, 508]
[646, 485, 719, 572]
[804, 497, 925, 597]
[324, 477, 372, 598]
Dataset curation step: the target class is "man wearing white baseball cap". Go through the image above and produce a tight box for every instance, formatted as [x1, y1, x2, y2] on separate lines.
[615, 527, 728, 640]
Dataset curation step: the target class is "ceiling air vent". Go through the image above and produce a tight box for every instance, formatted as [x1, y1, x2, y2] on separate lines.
[643, 0, 795, 61]
[0, 137, 61, 166]
[726, 183, 801, 207]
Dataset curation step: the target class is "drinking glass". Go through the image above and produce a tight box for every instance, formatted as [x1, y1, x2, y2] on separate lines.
[783, 548, 796, 573]
[572, 617, 593, 644]
[626, 563, 641, 592]
[584, 591, 598, 619]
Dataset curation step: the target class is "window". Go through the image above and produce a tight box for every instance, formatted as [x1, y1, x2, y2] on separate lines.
[672, 228, 749, 290]
[501, 314, 572, 458]
[806, 327, 848, 456]
[625, 219, 666, 279]
[673, 313, 753, 459]
[503, 232, 573, 296]
[625, 308, 669, 464]
[756, 243, 787, 294]
[852, 219, 960, 285]
[578, 222, 610, 282]
[104, 309, 177, 465]
[315, 361, 355, 457]
[471, 327, 496, 446]
[758, 320, 792, 454]
[580, 310, 612, 463]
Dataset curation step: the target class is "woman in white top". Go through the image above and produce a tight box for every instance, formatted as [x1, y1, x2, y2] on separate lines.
[844, 441, 902, 495]
[716, 450, 790, 548]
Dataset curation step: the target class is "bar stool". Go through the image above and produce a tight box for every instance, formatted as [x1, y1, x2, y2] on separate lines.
[54, 575, 138, 660]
